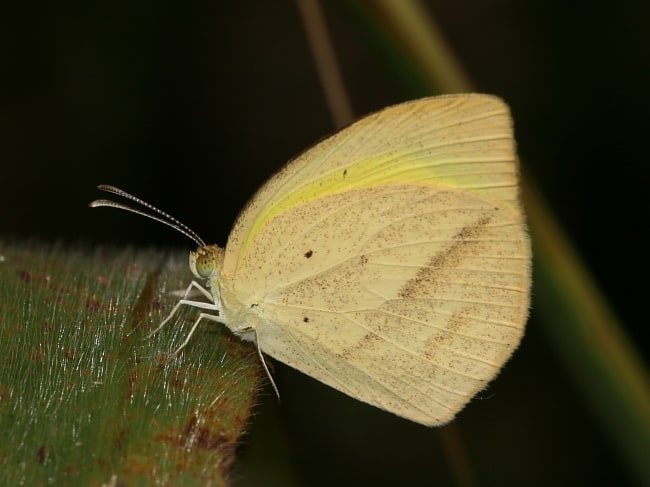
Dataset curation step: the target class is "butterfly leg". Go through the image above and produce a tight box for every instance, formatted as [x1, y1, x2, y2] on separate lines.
[169, 311, 222, 358]
[146, 280, 217, 339]
[236, 326, 280, 401]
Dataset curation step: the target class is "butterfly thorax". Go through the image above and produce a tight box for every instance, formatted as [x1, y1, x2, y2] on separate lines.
[215, 283, 263, 342]
[189, 244, 261, 340]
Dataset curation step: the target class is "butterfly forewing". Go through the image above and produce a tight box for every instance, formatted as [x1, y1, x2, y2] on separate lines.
[223, 95, 523, 276]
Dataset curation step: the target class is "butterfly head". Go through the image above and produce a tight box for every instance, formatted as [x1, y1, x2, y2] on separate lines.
[189, 244, 224, 283]
[90, 185, 224, 284]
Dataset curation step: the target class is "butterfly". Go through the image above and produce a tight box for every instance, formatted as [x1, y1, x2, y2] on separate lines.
[91, 94, 531, 426]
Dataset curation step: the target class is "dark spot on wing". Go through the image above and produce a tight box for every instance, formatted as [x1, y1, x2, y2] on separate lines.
[303, 317, 309, 323]
[341, 333, 381, 360]
[398, 215, 492, 298]
[304, 250, 314, 258]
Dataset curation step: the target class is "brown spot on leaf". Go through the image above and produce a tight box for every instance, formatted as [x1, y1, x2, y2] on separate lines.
[37, 445, 47, 464]
[86, 295, 103, 310]
[17, 270, 32, 282]
[180, 415, 233, 451]
[183, 414, 198, 437]
[304, 250, 314, 258]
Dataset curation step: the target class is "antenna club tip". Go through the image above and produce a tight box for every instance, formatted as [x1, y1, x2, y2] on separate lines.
[89, 199, 109, 208]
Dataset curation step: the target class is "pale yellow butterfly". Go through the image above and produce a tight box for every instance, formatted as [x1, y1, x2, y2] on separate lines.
[91, 94, 531, 426]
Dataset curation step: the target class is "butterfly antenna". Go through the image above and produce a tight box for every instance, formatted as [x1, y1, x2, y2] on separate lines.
[90, 185, 207, 247]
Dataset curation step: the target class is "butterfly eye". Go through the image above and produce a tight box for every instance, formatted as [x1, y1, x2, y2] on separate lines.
[195, 253, 215, 279]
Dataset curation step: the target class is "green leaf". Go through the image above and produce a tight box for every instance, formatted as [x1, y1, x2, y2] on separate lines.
[0, 241, 261, 485]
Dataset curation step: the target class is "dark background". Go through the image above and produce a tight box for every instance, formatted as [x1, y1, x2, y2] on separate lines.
[2, 1, 648, 485]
